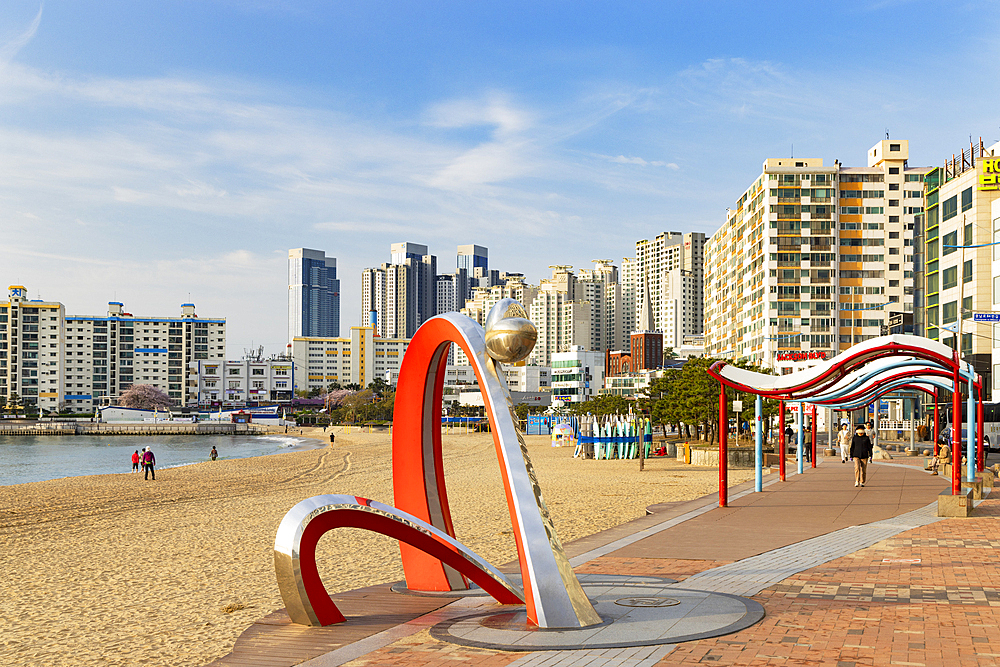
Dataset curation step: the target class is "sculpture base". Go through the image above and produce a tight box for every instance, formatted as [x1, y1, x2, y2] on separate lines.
[391, 573, 677, 598]
[429, 578, 763, 651]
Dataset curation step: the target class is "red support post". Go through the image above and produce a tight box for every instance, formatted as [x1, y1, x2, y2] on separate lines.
[933, 388, 940, 456]
[977, 378, 985, 472]
[719, 384, 728, 507]
[810, 404, 817, 469]
[778, 400, 786, 481]
[952, 365, 962, 496]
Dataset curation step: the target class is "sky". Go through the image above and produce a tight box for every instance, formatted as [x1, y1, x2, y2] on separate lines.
[2, 1, 1000, 356]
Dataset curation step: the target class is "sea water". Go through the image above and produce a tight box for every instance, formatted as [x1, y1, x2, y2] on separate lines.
[0, 433, 321, 486]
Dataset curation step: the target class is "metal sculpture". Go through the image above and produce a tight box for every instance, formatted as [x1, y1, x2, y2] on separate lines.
[273, 495, 523, 626]
[274, 299, 602, 629]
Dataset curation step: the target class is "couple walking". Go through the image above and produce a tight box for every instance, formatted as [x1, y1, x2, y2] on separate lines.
[837, 424, 874, 487]
[132, 447, 156, 480]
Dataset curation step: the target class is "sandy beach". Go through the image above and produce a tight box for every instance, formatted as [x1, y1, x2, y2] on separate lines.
[0, 428, 752, 667]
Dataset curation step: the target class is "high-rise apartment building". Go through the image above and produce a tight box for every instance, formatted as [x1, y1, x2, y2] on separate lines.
[1, 286, 225, 413]
[704, 139, 930, 374]
[457, 244, 488, 273]
[527, 267, 592, 366]
[641, 232, 705, 344]
[363, 242, 437, 339]
[288, 248, 340, 342]
[622, 232, 705, 353]
[390, 242, 437, 334]
[1, 286, 65, 414]
[577, 260, 623, 353]
[922, 139, 1000, 394]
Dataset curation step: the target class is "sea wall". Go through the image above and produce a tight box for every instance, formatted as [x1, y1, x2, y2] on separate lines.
[0, 422, 271, 436]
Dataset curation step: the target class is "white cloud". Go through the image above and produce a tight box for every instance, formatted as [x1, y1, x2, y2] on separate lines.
[0, 5, 42, 64]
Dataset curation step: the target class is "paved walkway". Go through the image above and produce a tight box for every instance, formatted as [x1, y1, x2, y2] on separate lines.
[211, 455, 1000, 667]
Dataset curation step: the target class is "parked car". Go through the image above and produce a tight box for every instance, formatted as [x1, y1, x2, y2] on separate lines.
[937, 427, 995, 453]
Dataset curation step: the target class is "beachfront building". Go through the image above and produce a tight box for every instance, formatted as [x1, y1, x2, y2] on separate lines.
[704, 139, 930, 375]
[0, 286, 66, 415]
[550, 346, 604, 404]
[0, 288, 226, 414]
[187, 357, 294, 406]
[924, 139, 1000, 395]
[288, 248, 341, 342]
[290, 326, 409, 394]
[69, 302, 226, 410]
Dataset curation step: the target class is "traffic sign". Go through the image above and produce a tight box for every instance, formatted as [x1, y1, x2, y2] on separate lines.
[974, 312, 1000, 322]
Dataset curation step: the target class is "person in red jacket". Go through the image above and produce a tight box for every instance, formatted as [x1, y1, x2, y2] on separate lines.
[131, 450, 140, 472]
[142, 447, 156, 481]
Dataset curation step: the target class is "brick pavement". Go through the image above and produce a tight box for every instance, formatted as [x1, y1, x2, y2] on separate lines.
[225, 461, 1000, 667]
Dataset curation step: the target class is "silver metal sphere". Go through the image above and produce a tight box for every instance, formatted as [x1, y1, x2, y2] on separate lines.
[485, 316, 537, 363]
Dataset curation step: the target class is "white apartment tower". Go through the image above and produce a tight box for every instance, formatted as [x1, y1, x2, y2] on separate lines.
[622, 232, 705, 351]
[704, 139, 930, 373]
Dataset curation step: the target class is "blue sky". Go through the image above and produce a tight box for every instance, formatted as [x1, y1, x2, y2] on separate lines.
[2, 1, 1000, 355]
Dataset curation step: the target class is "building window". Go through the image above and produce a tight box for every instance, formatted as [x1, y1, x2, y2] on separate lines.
[964, 259, 973, 283]
[963, 296, 973, 319]
[962, 186, 973, 212]
[942, 231, 958, 255]
[942, 195, 958, 221]
[890, 144, 900, 152]
[943, 267, 958, 290]
[927, 273, 939, 293]
[943, 301, 957, 324]
[965, 222, 972, 247]
[889, 167, 899, 174]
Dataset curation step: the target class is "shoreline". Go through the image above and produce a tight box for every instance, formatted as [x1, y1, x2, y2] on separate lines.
[0, 431, 752, 667]
[0, 431, 324, 488]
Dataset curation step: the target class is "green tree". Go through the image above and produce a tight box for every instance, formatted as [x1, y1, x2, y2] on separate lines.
[567, 394, 631, 417]
[5, 392, 23, 414]
[368, 377, 390, 397]
[641, 370, 681, 436]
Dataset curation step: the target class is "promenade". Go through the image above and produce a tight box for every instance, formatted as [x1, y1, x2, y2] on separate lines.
[211, 455, 1000, 667]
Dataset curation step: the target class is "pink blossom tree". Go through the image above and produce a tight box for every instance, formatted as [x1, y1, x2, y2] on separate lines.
[119, 384, 173, 410]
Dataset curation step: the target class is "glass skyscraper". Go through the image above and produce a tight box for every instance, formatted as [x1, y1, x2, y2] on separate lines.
[288, 248, 340, 342]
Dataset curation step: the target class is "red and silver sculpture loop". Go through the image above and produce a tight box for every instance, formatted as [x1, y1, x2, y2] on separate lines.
[274, 299, 602, 629]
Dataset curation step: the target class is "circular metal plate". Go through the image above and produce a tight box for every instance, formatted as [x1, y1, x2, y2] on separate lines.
[614, 596, 681, 607]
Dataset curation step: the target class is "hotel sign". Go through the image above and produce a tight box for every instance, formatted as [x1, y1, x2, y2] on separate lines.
[776, 351, 827, 362]
[980, 159, 1000, 191]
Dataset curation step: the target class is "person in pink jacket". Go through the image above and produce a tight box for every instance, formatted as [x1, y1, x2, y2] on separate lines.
[141, 447, 156, 481]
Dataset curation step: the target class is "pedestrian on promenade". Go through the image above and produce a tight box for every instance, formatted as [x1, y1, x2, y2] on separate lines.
[131, 449, 140, 472]
[850, 424, 873, 487]
[784, 425, 793, 456]
[142, 447, 156, 481]
[837, 424, 851, 463]
[210, 446, 218, 461]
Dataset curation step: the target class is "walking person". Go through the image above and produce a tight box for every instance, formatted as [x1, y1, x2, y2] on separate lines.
[142, 447, 156, 481]
[837, 423, 852, 463]
[850, 424, 873, 487]
[131, 449, 140, 472]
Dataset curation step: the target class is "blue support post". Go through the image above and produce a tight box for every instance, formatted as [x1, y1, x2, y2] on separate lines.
[797, 402, 804, 475]
[754, 394, 763, 492]
[968, 376, 976, 483]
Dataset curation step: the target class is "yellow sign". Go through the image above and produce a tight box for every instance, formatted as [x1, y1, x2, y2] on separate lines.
[980, 158, 1000, 191]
